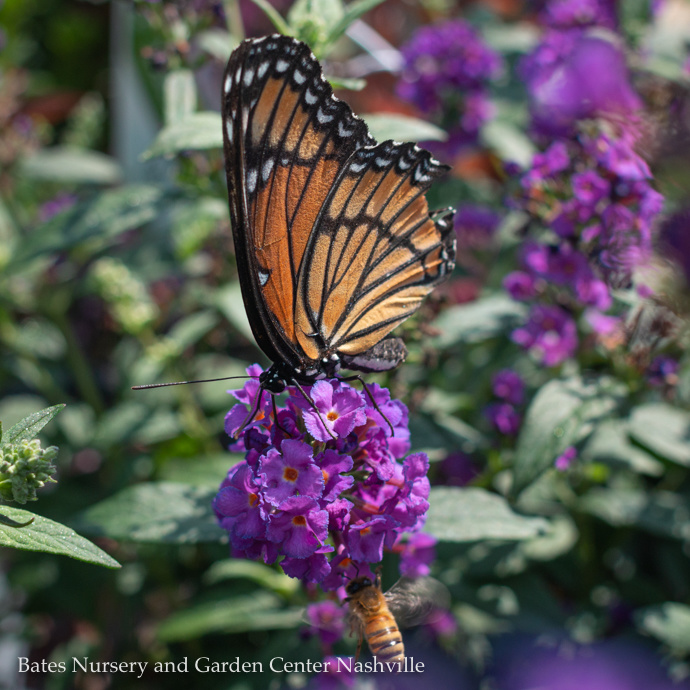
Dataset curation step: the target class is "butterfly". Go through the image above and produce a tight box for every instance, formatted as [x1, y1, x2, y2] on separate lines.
[221, 34, 456, 406]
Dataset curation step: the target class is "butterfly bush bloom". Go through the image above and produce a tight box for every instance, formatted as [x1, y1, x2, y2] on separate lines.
[214, 366, 431, 588]
[397, 20, 502, 150]
[505, 1, 664, 367]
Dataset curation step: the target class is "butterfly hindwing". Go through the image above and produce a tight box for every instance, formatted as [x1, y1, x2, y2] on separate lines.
[294, 140, 455, 359]
[222, 35, 456, 379]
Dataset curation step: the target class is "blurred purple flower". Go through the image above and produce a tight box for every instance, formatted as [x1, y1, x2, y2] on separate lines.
[485, 402, 522, 435]
[454, 204, 501, 250]
[312, 656, 356, 690]
[512, 305, 578, 366]
[555, 446, 577, 470]
[492, 369, 525, 405]
[397, 19, 501, 145]
[397, 532, 437, 577]
[438, 452, 479, 487]
[504, 271, 537, 301]
[540, 0, 617, 30]
[647, 356, 679, 387]
[38, 193, 77, 223]
[523, 34, 641, 137]
[304, 601, 347, 647]
[659, 207, 690, 286]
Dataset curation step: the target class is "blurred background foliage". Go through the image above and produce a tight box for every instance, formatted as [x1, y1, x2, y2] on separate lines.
[2, 0, 690, 688]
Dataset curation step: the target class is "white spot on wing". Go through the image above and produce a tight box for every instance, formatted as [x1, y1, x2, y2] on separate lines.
[258, 269, 269, 286]
[293, 70, 306, 84]
[276, 59, 289, 73]
[338, 121, 354, 137]
[225, 118, 233, 143]
[224, 74, 232, 94]
[247, 168, 258, 194]
[305, 89, 318, 105]
[243, 68, 255, 87]
[317, 108, 333, 124]
[262, 157, 274, 182]
[257, 61, 269, 80]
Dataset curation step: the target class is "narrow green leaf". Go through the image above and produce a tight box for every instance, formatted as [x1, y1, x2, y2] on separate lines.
[636, 603, 690, 654]
[629, 403, 690, 466]
[512, 376, 622, 496]
[141, 112, 223, 160]
[248, 0, 293, 35]
[19, 147, 122, 185]
[361, 113, 447, 143]
[424, 487, 548, 542]
[164, 70, 198, 126]
[2, 404, 65, 449]
[0, 506, 120, 568]
[326, 0, 387, 45]
[158, 591, 302, 640]
[205, 559, 300, 596]
[325, 75, 366, 91]
[75, 482, 226, 544]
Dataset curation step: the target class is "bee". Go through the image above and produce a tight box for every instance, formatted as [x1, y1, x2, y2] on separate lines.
[345, 571, 448, 672]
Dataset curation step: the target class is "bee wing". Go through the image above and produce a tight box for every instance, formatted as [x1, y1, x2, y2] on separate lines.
[384, 576, 450, 629]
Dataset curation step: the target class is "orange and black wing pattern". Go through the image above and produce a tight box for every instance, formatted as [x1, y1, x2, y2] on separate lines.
[222, 35, 455, 380]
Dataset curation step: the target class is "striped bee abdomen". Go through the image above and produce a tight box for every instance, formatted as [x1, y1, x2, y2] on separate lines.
[365, 612, 404, 669]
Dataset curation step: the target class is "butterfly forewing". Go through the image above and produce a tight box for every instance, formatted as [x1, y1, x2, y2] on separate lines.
[222, 36, 374, 370]
[222, 35, 456, 379]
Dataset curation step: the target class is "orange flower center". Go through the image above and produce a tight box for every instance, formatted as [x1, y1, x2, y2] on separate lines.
[248, 493, 259, 507]
[283, 467, 299, 482]
[327, 410, 339, 421]
[292, 515, 307, 526]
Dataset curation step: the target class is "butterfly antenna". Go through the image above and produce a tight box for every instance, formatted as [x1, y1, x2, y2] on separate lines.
[290, 379, 337, 441]
[132, 375, 259, 390]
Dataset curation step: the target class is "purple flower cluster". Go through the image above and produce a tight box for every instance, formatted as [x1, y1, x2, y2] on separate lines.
[504, 1, 664, 367]
[485, 369, 525, 436]
[214, 365, 431, 588]
[397, 20, 501, 147]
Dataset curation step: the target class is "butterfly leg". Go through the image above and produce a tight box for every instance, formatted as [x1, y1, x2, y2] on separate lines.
[290, 379, 337, 441]
[233, 385, 265, 439]
[271, 394, 292, 438]
[340, 375, 395, 437]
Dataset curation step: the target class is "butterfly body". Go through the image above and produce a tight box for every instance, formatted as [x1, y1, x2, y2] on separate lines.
[222, 35, 456, 392]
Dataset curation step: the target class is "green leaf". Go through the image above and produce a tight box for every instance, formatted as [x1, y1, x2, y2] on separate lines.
[205, 559, 300, 596]
[249, 0, 292, 36]
[481, 119, 534, 168]
[579, 488, 690, 540]
[326, 0, 387, 45]
[361, 113, 447, 143]
[582, 419, 664, 476]
[512, 376, 622, 496]
[0, 506, 120, 568]
[325, 75, 366, 91]
[288, 0, 343, 52]
[8, 186, 165, 272]
[431, 294, 527, 348]
[216, 282, 254, 342]
[424, 487, 548, 542]
[75, 482, 226, 544]
[636, 603, 690, 654]
[159, 453, 241, 487]
[629, 403, 690, 466]
[19, 146, 122, 185]
[164, 70, 198, 126]
[197, 28, 239, 62]
[1, 404, 65, 449]
[167, 310, 219, 350]
[141, 112, 223, 160]
[157, 591, 303, 641]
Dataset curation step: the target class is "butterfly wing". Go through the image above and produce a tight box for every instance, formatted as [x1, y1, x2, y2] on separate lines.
[293, 140, 455, 364]
[222, 35, 374, 374]
[222, 35, 455, 378]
